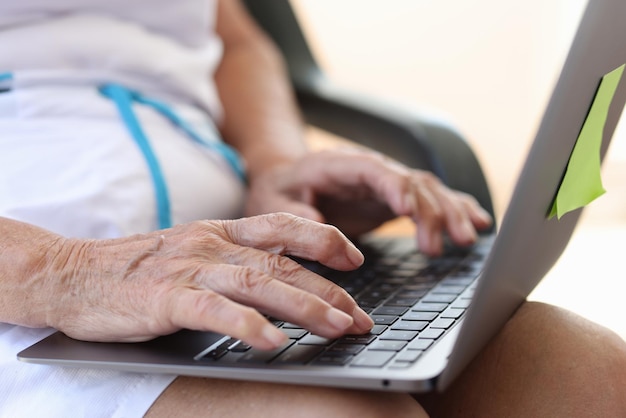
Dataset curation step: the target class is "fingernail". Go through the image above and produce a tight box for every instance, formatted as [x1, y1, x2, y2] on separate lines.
[263, 325, 288, 348]
[326, 308, 354, 331]
[347, 242, 365, 266]
[352, 306, 374, 331]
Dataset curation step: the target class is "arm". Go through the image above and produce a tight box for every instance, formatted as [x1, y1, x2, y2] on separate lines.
[214, 0, 307, 179]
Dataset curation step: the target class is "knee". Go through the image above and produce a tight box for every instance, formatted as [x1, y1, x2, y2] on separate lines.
[501, 301, 626, 413]
[509, 301, 626, 357]
[503, 301, 626, 369]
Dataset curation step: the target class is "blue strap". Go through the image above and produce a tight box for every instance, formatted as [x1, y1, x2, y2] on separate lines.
[132, 94, 246, 182]
[0, 73, 12, 91]
[99, 84, 173, 229]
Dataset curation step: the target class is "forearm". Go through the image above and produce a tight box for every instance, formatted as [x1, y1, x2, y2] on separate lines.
[0, 217, 71, 327]
[214, 0, 307, 180]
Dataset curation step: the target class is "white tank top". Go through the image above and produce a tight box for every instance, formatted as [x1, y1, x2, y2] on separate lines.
[0, 0, 223, 117]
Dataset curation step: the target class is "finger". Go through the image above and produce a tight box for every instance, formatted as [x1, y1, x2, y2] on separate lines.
[408, 180, 445, 257]
[458, 192, 493, 230]
[201, 264, 368, 338]
[221, 213, 364, 270]
[430, 185, 479, 247]
[167, 287, 288, 350]
[221, 246, 373, 333]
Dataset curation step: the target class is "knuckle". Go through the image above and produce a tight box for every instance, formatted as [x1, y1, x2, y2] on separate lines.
[320, 284, 354, 310]
[227, 306, 261, 336]
[185, 289, 261, 337]
[292, 291, 323, 318]
[232, 266, 267, 295]
[416, 170, 441, 187]
[314, 225, 345, 258]
[264, 254, 301, 279]
[264, 211, 299, 228]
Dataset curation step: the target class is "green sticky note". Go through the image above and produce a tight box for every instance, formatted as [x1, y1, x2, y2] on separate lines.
[549, 63, 625, 219]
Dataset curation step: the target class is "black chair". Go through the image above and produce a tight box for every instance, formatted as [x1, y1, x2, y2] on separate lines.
[242, 0, 495, 224]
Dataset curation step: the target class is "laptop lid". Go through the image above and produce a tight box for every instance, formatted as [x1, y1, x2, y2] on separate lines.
[438, 0, 626, 390]
[17, 0, 626, 393]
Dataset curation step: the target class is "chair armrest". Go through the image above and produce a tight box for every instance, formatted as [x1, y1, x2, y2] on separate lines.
[296, 80, 496, 220]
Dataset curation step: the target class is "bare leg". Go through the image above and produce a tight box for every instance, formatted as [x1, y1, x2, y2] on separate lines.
[417, 301, 626, 417]
[146, 377, 427, 418]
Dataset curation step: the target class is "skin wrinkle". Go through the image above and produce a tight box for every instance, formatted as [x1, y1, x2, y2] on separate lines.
[119, 233, 165, 282]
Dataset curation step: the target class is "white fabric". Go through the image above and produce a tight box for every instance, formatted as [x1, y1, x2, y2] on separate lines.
[0, 1, 223, 118]
[0, 86, 245, 238]
[0, 325, 177, 418]
[0, 0, 212, 47]
[0, 2, 240, 414]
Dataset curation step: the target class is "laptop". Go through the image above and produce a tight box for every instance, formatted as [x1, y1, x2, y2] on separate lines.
[18, 0, 626, 393]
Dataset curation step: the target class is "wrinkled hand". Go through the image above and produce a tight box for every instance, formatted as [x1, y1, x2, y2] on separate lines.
[246, 148, 493, 257]
[46, 213, 374, 350]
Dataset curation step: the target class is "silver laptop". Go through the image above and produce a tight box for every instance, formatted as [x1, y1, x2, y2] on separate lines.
[18, 0, 626, 393]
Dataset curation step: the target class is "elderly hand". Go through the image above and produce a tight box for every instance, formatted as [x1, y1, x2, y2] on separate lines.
[43, 213, 373, 350]
[246, 148, 493, 257]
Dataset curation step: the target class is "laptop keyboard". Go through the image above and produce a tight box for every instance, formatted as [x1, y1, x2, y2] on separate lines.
[195, 236, 491, 370]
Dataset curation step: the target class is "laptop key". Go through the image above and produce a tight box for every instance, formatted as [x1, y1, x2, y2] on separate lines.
[385, 297, 421, 307]
[282, 322, 304, 329]
[430, 318, 455, 329]
[229, 340, 252, 353]
[412, 302, 448, 312]
[418, 328, 445, 339]
[237, 340, 295, 364]
[371, 315, 398, 325]
[379, 330, 419, 341]
[368, 340, 407, 351]
[372, 306, 408, 316]
[389, 361, 413, 369]
[369, 324, 388, 335]
[274, 344, 325, 365]
[431, 285, 466, 295]
[450, 299, 471, 309]
[198, 338, 237, 361]
[327, 343, 366, 355]
[402, 311, 437, 321]
[350, 351, 395, 368]
[339, 334, 376, 345]
[421, 293, 457, 304]
[395, 350, 423, 362]
[299, 335, 334, 346]
[440, 277, 474, 286]
[440, 308, 465, 319]
[391, 320, 428, 332]
[407, 339, 433, 351]
[281, 328, 308, 339]
[313, 353, 354, 366]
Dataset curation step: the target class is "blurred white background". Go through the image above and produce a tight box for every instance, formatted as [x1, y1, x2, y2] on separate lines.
[292, 0, 626, 339]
